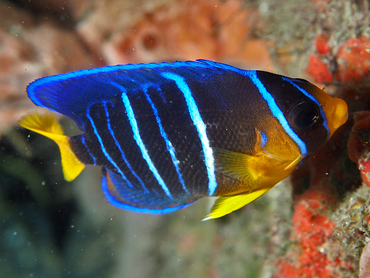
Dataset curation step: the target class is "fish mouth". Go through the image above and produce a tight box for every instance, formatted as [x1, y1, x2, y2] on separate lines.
[324, 97, 348, 138]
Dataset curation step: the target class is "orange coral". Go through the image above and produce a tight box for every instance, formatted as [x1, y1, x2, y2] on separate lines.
[306, 54, 333, 83]
[336, 37, 370, 83]
[274, 189, 351, 278]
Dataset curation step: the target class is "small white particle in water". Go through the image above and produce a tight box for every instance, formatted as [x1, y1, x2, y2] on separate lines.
[13, 231, 17, 236]
[132, 48, 135, 51]
[41, 181, 45, 186]
[259, 2, 269, 14]
[110, 218, 113, 221]
[215, 5, 217, 7]
[29, 273, 34, 277]
[71, 225, 74, 229]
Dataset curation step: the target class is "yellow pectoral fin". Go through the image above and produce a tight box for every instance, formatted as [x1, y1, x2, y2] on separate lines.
[18, 113, 85, 181]
[203, 187, 271, 221]
[212, 148, 262, 183]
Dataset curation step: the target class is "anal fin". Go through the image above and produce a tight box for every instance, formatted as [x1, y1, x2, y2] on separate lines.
[203, 187, 270, 220]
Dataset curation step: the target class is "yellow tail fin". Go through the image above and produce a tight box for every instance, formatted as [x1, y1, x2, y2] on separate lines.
[18, 113, 85, 181]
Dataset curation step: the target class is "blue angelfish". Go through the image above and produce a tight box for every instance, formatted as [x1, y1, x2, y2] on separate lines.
[18, 60, 348, 220]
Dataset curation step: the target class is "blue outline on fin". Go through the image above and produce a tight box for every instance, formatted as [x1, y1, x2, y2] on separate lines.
[27, 60, 243, 110]
[101, 174, 193, 214]
[245, 71, 307, 156]
[161, 72, 217, 196]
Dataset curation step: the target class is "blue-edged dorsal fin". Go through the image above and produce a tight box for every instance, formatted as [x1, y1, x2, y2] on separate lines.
[102, 169, 194, 214]
[203, 188, 270, 220]
[18, 113, 85, 181]
[26, 60, 242, 129]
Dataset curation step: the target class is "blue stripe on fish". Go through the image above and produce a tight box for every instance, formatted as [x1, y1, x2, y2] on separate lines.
[143, 88, 190, 195]
[116, 84, 172, 198]
[161, 72, 217, 196]
[261, 131, 267, 148]
[103, 102, 149, 193]
[245, 71, 308, 156]
[81, 135, 97, 165]
[86, 106, 133, 186]
[281, 77, 330, 139]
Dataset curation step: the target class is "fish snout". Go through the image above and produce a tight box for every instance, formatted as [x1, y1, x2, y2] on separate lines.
[327, 97, 348, 137]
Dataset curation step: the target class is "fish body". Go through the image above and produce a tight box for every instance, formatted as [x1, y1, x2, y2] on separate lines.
[19, 60, 348, 219]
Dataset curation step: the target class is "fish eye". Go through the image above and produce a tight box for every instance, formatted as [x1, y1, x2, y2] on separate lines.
[289, 102, 320, 130]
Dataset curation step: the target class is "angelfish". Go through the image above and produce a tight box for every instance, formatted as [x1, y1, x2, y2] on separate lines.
[18, 60, 348, 220]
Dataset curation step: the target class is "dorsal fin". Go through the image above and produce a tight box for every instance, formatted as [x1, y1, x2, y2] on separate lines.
[26, 60, 243, 129]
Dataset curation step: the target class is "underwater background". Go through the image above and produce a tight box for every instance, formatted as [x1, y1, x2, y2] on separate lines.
[1, 0, 370, 277]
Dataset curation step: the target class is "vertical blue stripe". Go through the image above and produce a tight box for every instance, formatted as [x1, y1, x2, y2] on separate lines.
[260, 131, 267, 148]
[81, 135, 97, 165]
[143, 88, 190, 195]
[161, 72, 217, 196]
[245, 71, 307, 156]
[120, 90, 173, 198]
[86, 106, 134, 187]
[103, 102, 149, 193]
[281, 77, 330, 139]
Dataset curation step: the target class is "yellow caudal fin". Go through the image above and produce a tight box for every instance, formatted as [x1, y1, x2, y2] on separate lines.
[18, 113, 85, 181]
[202, 187, 270, 221]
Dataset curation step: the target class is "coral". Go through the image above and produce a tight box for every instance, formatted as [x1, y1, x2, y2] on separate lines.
[306, 54, 333, 83]
[0, 0, 273, 131]
[0, 2, 97, 131]
[4, 0, 370, 277]
[336, 37, 370, 83]
[359, 152, 370, 186]
[272, 1, 370, 276]
[92, 0, 272, 68]
[359, 241, 370, 278]
[332, 185, 370, 268]
[274, 189, 354, 278]
[348, 111, 370, 164]
[315, 34, 331, 55]
[348, 111, 370, 186]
